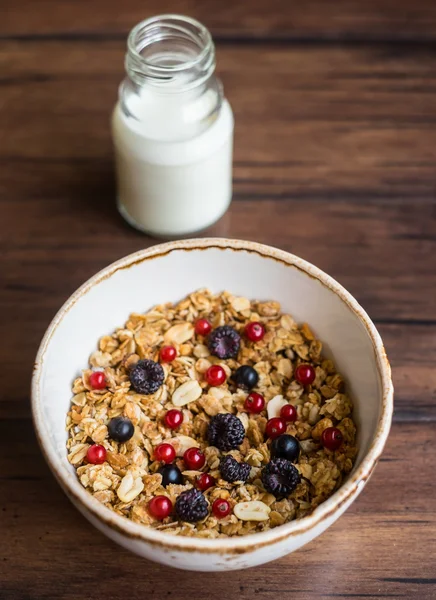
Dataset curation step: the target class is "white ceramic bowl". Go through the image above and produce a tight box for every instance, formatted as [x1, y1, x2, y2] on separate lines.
[32, 238, 393, 571]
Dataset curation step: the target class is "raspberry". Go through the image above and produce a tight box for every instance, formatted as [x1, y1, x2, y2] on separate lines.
[175, 489, 209, 523]
[129, 359, 164, 395]
[219, 455, 251, 483]
[207, 326, 241, 359]
[207, 413, 245, 451]
[261, 458, 300, 498]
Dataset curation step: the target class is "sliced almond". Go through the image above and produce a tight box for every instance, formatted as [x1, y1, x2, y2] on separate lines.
[164, 323, 194, 345]
[117, 471, 144, 503]
[267, 394, 288, 419]
[172, 380, 202, 407]
[234, 500, 271, 522]
[167, 435, 200, 456]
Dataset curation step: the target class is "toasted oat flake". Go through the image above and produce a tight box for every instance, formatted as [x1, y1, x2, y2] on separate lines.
[66, 289, 357, 538]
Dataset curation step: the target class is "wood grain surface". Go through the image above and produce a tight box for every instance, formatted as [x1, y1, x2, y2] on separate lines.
[3, 0, 436, 41]
[0, 2, 435, 598]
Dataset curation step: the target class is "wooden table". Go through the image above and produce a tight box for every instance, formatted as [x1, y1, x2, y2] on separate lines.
[1, 2, 435, 598]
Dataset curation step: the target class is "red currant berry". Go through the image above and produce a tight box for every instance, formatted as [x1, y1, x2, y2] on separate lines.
[280, 404, 298, 423]
[160, 345, 177, 363]
[149, 495, 173, 520]
[184, 447, 206, 470]
[87, 444, 107, 464]
[89, 371, 106, 390]
[265, 417, 286, 439]
[244, 391, 265, 414]
[164, 409, 183, 429]
[195, 319, 212, 336]
[245, 321, 265, 342]
[294, 364, 316, 386]
[154, 443, 176, 464]
[212, 498, 231, 519]
[205, 365, 226, 386]
[196, 473, 215, 491]
[321, 427, 344, 451]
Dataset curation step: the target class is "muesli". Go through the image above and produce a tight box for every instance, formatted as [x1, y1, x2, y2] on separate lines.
[66, 290, 357, 538]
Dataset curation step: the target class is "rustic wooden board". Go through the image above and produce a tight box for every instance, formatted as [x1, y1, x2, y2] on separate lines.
[3, 0, 436, 40]
[2, 42, 436, 189]
[1, 2, 435, 597]
[1, 42, 435, 323]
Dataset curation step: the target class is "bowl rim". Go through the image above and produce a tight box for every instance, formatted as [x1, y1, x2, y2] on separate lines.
[31, 237, 393, 555]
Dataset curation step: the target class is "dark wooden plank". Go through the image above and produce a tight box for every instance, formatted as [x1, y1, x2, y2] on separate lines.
[3, 0, 436, 41]
[0, 421, 434, 599]
[2, 193, 436, 322]
[0, 5, 434, 598]
[1, 42, 436, 199]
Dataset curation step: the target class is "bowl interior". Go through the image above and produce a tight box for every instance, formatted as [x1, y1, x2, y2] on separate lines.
[35, 243, 384, 530]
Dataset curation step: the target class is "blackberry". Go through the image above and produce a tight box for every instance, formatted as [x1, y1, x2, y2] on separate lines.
[175, 488, 209, 523]
[261, 458, 301, 498]
[219, 455, 251, 483]
[129, 359, 164, 395]
[208, 413, 245, 451]
[207, 326, 241, 359]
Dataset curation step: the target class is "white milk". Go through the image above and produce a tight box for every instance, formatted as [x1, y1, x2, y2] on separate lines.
[112, 16, 234, 237]
[112, 98, 233, 237]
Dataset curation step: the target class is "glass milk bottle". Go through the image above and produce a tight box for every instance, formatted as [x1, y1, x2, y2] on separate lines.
[112, 15, 234, 237]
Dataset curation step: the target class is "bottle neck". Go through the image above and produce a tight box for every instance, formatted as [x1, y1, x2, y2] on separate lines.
[120, 15, 223, 142]
[125, 15, 216, 92]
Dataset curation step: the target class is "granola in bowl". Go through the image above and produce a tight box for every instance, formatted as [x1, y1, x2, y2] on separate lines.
[66, 289, 357, 538]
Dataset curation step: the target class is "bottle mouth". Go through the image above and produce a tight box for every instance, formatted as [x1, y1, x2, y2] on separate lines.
[126, 14, 216, 89]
